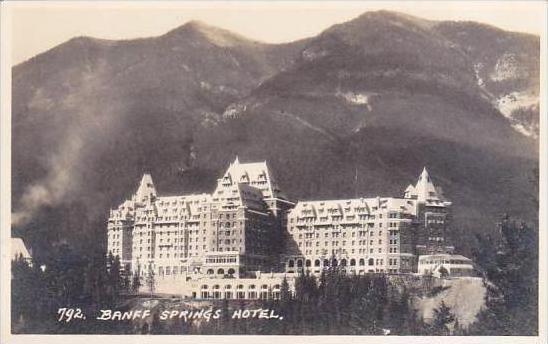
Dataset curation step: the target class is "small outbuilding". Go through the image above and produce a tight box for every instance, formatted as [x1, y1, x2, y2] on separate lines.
[418, 254, 475, 278]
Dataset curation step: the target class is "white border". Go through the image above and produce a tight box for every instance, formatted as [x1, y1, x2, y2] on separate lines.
[1, 1, 546, 344]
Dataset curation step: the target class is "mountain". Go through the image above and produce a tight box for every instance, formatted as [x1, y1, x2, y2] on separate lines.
[11, 11, 539, 259]
[433, 20, 540, 137]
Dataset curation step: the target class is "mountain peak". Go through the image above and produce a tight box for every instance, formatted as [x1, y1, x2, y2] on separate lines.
[351, 9, 438, 30]
[165, 20, 258, 47]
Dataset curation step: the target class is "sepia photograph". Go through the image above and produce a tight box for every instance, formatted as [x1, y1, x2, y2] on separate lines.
[0, 1, 546, 342]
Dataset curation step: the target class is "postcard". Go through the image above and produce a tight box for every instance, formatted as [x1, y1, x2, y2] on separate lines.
[1, 1, 546, 343]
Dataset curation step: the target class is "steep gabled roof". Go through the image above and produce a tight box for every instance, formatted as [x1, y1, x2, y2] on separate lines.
[404, 167, 448, 204]
[133, 173, 157, 204]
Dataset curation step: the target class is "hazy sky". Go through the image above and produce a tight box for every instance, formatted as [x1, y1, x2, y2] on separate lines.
[7, 1, 546, 65]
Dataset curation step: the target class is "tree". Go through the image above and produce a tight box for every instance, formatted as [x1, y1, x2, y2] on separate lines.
[280, 277, 291, 303]
[438, 266, 449, 278]
[121, 264, 131, 293]
[430, 300, 455, 335]
[150, 312, 164, 334]
[453, 317, 464, 335]
[145, 265, 156, 295]
[108, 254, 122, 296]
[132, 268, 142, 293]
[469, 214, 538, 335]
[12, 255, 40, 327]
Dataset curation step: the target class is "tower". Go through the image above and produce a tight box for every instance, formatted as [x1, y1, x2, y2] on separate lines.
[405, 168, 453, 255]
[134, 173, 157, 204]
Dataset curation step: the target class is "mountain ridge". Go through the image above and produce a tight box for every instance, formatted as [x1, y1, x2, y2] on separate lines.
[11, 10, 539, 260]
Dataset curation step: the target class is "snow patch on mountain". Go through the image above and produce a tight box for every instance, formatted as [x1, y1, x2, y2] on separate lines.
[496, 91, 538, 138]
[473, 63, 485, 87]
[222, 103, 247, 119]
[337, 91, 374, 111]
[512, 123, 534, 137]
[496, 91, 537, 118]
[490, 53, 521, 82]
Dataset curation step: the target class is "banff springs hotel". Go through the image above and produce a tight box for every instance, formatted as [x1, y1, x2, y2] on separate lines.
[107, 158, 475, 298]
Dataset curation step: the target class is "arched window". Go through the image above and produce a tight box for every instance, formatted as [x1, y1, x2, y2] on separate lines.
[359, 258, 365, 266]
[237, 284, 244, 289]
[297, 259, 303, 268]
[341, 259, 347, 267]
[323, 259, 330, 267]
[368, 258, 374, 266]
[288, 259, 295, 268]
[248, 284, 256, 289]
[314, 259, 321, 267]
[213, 284, 220, 289]
[350, 259, 356, 266]
[332, 259, 338, 267]
[217, 268, 225, 275]
[201, 285, 209, 289]
[207, 269, 214, 274]
[228, 268, 235, 275]
[305, 259, 311, 267]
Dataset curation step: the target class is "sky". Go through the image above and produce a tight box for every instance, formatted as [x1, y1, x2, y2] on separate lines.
[6, 1, 547, 65]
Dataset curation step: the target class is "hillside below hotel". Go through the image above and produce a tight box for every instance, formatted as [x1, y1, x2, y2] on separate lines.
[107, 157, 474, 297]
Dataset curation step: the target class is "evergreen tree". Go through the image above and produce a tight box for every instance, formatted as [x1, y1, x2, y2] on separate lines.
[150, 312, 163, 334]
[132, 268, 142, 293]
[108, 254, 122, 297]
[145, 265, 156, 295]
[280, 277, 291, 303]
[121, 264, 131, 293]
[430, 300, 455, 335]
[469, 214, 538, 335]
[438, 266, 449, 278]
[453, 317, 463, 335]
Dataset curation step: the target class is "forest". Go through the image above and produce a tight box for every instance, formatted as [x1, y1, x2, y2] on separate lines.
[11, 215, 537, 335]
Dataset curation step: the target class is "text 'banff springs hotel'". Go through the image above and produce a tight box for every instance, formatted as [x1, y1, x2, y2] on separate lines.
[107, 157, 455, 296]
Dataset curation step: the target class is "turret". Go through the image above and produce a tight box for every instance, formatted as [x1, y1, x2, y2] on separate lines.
[404, 167, 444, 203]
[134, 173, 157, 204]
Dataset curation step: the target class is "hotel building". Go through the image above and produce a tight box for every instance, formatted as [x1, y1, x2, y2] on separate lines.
[283, 168, 453, 275]
[107, 159, 454, 296]
[107, 157, 294, 281]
